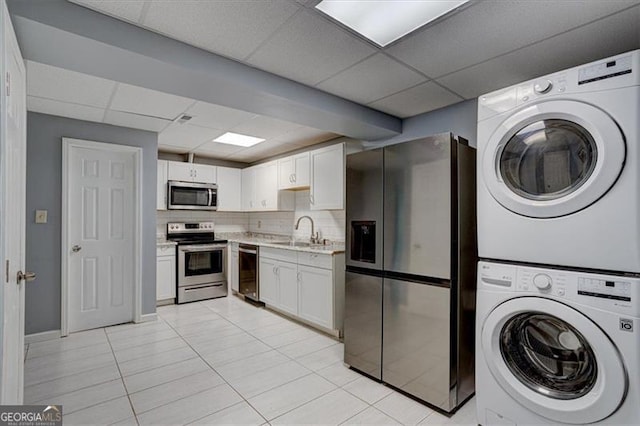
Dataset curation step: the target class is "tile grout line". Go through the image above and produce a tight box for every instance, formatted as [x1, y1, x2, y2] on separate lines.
[104, 328, 140, 425]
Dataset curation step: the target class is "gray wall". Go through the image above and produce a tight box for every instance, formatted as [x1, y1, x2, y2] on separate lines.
[25, 112, 158, 335]
[366, 99, 478, 148]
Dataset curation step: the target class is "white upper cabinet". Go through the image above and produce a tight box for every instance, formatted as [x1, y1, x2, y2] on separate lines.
[157, 159, 167, 210]
[217, 166, 242, 211]
[167, 161, 217, 183]
[242, 162, 293, 211]
[241, 167, 256, 211]
[310, 143, 344, 210]
[278, 152, 310, 189]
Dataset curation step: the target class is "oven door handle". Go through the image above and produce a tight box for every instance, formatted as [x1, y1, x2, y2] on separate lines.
[239, 248, 257, 254]
[179, 245, 227, 253]
[184, 283, 224, 292]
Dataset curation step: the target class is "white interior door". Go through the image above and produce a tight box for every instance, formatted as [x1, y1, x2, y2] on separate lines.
[65, 141, 136, 333]
[1, 0, 27, 404]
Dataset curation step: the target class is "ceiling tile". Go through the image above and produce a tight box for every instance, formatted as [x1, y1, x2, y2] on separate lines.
[246, 10, 377, 85]
[142, 1, 299, 61]
[27, 96, 105, 122]
[436, 5, 640, 99]
[386, 0, 639, 78]
[26, 61, 116, 108]
[158, 124, 225, 150]
[184, 102, 256, 130]
[368, 82, 463, 118]
[69, 0, 146, 23]
[110, 83, 195, 120]
[230, 115, 305, 139]
[103, 110, 171, 132]
[316, 54, 426, 104]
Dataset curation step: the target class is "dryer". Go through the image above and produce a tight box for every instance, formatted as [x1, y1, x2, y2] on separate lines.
[476, 261, 640, 425]
[477, 50, 640, 273]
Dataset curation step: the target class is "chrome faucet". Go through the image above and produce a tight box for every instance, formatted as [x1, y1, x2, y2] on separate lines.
[295, 215, 319, 244]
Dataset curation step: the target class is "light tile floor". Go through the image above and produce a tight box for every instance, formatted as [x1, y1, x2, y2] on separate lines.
[24, 296, 477, 425]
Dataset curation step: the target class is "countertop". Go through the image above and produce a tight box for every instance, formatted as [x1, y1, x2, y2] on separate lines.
[222, 233, 345, 255]
[156, 233, 344, 254]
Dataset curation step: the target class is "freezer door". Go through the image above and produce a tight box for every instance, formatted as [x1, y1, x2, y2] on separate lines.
[344, 271, 383, 380]
[346, 149, 384, 270]
[384, 136, 452, 278]
[382, 277, 453, 410]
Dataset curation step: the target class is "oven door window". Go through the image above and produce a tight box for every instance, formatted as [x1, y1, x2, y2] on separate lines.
[185, 250, 223, 276]
[171, 186, 210, 207]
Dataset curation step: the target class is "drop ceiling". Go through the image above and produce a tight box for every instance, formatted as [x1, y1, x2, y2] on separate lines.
[20, 0, 640, 163]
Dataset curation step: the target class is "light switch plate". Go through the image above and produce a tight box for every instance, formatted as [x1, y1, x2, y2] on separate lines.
[35, 210, 47, 224]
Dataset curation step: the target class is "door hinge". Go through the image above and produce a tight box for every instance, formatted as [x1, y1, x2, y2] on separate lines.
[5, 260, 9, 283]
[5, 72, 10, 97]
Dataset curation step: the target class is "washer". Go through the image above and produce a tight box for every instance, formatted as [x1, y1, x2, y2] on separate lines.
[476, 261, 640, 425]
[477, 50, 640, 273]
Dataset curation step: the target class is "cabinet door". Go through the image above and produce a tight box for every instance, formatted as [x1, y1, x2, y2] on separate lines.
[157, 160, 167, 210]
[230, 249, 239, 292]
[192, 163, 217, 183]
[156, 256, 176, 301]
[167, 161, 194, 182]
[258, 257, 278, 306]
[256, 161, 278, 210]
[298, 265, 333, 328]
[217, 167, 241, 211]
[310, 144, 344, 210]
[278, 156, 295, 190]
[241, 167, 255, 211]
[277, 262, 298, 316]
[293, 152, 310, 187]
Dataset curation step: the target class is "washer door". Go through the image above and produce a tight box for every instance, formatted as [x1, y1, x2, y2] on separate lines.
[482, 100, 625, 218]
[482, 297, 627, 424]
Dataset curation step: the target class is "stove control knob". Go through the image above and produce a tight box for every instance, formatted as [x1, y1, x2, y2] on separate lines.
[533, 274, 552, 290]
[534, 79, 552, 94]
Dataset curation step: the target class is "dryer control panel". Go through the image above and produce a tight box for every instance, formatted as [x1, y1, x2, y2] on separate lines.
[478, 261, 640, 316]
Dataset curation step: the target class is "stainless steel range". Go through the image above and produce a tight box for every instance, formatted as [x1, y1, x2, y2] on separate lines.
[166, 222, 228, 303]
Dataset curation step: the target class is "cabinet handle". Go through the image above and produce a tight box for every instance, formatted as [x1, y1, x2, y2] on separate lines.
[297, 272, 301, 282]
[310, 194, 314, 205]
[292, 173, 296, 183]
[273, 266, 276, 274]
[289, 174, 293, 183]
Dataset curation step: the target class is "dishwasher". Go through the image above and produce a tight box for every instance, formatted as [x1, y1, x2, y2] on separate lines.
[238, 244, 260, 302]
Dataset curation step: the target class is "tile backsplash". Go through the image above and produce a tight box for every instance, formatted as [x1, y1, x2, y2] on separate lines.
[157, 190, 345, 242]
[249, 191, 345, 242]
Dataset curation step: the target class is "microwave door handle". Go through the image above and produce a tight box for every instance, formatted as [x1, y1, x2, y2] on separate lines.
[207, 188, 213, 207]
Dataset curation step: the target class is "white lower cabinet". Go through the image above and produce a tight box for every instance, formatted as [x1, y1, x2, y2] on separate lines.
[258, 247, 344, 334]
[297, 265, 332, 329]
[258, 257, 278, 306]
[277, 262, 298, 316]
[156, 245, 176, 303]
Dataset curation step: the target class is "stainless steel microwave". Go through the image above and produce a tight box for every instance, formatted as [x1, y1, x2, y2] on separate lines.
[167, 180, 218, 210]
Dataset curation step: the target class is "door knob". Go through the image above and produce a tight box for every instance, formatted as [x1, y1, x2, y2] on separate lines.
[72, 245, 82, 253]
[17, 270, 36, 283]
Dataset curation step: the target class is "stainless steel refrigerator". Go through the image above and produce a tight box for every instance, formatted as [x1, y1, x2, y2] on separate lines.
[344, 133, 476, 413]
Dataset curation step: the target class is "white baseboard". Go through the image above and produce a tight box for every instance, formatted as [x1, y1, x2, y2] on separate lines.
[138, 313, 157, 323]
[25, 330, 61, 344]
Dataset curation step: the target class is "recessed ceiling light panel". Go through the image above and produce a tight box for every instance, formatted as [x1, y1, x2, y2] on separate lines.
[316, 0, 469, 47]
[213, 132, 265, 147]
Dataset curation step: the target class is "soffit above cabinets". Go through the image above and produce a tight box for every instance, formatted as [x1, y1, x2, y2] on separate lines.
[68, 0, 640, 118]
[25, 60, 338, 162]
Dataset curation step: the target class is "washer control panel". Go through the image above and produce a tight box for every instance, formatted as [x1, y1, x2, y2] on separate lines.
[478, 261, 640, 316]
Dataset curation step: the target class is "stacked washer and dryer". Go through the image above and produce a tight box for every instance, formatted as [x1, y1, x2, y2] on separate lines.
[475, 50, 640, 425]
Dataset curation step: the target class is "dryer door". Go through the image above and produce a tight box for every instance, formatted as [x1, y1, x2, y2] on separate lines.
[482, 100, 625, 218]
[481, 297, 627, 424]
